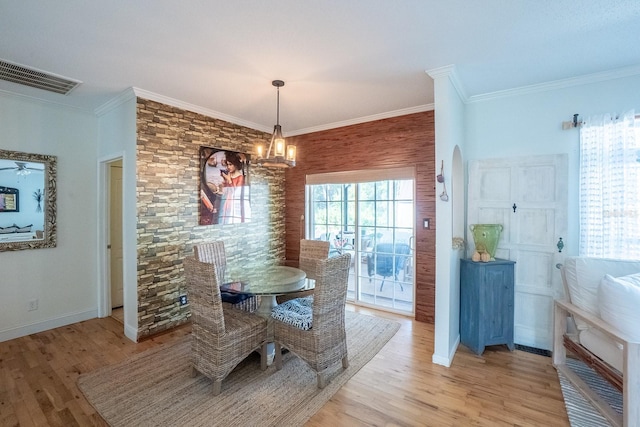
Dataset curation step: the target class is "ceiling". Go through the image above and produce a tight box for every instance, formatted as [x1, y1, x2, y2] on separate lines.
[2, 1, 640, 135]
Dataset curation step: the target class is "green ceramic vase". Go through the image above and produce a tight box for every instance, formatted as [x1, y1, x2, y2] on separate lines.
[469, 224, 503, 260]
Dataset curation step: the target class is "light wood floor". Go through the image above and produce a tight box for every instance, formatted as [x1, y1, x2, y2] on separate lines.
[0, 305, 570, 426]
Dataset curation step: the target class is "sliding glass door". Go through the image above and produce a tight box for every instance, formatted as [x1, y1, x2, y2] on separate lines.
[306, 169, 415, 315]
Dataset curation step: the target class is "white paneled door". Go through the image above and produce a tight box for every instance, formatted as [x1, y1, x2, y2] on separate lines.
[468, 154, 568, 350]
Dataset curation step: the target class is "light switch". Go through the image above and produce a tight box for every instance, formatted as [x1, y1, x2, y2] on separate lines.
[423, 218, 430, 229]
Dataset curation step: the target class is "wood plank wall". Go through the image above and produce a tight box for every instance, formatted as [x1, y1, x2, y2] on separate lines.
[284, 111, 436, 322]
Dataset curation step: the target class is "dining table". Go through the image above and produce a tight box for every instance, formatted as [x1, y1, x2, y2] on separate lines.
[221, 265, 314, 364]
[222, 265, 312, 316]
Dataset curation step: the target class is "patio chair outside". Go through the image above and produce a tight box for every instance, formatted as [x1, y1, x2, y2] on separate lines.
[368, 242, 411, 291]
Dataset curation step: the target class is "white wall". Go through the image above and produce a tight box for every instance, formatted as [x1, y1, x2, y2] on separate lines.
[430, 68, 640, 367]
[465, 73, 640, 257]
[0, 93, 98, 341]
[96, 89, 138, 341]
[428, 66, 466, 367]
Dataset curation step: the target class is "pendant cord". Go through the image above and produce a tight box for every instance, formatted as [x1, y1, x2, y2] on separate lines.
[276, 86, 280, 126]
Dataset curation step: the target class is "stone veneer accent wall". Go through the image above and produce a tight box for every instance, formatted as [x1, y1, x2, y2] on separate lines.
[284, 112, 436, 323]
[136, 98, 286, 339]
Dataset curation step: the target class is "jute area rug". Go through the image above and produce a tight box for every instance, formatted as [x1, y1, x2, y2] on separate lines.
[78, 310, 400, 427]
[558, 358, 622, 427]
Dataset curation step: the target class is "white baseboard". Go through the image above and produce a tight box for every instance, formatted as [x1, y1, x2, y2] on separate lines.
[432, 335, 460, 367]
[0, 309, 97, 343]
[124, 323, 138, 342]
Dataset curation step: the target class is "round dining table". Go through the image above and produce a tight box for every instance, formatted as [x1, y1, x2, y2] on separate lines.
[224, 265, 312, 317]
[221, 265, 313, 364]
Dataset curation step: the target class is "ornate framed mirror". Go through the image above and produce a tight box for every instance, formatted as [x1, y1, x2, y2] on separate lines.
[0, 149, 57, 251]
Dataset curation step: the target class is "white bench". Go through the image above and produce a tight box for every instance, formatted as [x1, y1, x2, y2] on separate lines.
[554, 256, 640, 427]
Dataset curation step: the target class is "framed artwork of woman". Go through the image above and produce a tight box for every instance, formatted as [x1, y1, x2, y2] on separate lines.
[199, 146, 252, 225]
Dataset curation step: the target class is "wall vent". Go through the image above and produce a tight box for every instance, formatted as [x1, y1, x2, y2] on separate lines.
[0, 59, 81, 95]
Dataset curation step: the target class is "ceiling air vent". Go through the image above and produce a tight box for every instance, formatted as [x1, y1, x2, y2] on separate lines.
[0, 59, 81, 95]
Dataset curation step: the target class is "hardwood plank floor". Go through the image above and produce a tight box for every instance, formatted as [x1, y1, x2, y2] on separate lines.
[0, 305, 570, 426]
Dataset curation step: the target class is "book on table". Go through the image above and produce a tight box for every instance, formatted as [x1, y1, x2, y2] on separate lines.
[219, 282, 253, 304]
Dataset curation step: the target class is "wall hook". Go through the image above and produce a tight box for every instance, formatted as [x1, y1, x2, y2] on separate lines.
[437, 160, 448, 201]
[437, 160, 444, 183]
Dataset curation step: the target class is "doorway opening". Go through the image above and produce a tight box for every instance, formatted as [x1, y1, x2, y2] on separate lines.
[107, 159, 124, 324]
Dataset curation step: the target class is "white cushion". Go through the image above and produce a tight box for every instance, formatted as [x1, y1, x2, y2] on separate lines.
[564, 257, 640, 330]
[598, 273, 640, 343]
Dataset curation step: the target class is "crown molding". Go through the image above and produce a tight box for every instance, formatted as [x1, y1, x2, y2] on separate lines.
[426, 65, 468, 103]
[96, 87, 433, 136]
[130, 87, 271, 133]
[95, 88, 136, 117]
[287, 104, 434, 136]
[0, 87, 90, 112]
[468, 64, 640, 103]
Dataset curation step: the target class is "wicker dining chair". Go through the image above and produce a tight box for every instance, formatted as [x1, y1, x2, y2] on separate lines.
[183, 256, 268, 395]
[298, 239, 330, 280]
[277, 239, 330, 305]
[194, 241, 260, 312]
[272, 253, 351, 389]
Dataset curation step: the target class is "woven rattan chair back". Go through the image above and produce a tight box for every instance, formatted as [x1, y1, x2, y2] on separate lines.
[274, 252, 352, 388]
[183, 256, 268, 395]
[300, 239, 330, 259]
[311, 253, 351, 331]
[194, 241, 259, 312]
[184, 256, 226, 334]
[278, 239, 330, 304]
[194, 241, 227, 280]
[298, 239, 330, 280]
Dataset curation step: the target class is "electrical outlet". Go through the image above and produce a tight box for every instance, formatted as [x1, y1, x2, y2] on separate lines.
[28, 299, 38, 311]
[179, 295, 188, 305]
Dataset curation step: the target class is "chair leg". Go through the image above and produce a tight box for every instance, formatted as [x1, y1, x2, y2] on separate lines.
[260, 342, 268, 371]
[275, 342, 283, 370]
[316, 372, 326, 389]
[212, 379, 222, 396]
[379, 278, 386, 292]
[342, 356, 349, 369]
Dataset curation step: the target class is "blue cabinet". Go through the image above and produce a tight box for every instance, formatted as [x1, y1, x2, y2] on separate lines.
[460, 258, 515, 355]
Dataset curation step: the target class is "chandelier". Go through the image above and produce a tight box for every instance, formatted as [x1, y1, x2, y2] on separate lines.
[256, 80, 296, 168]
